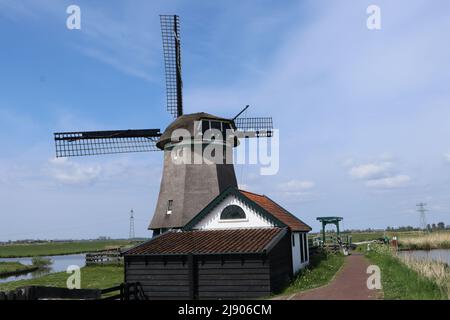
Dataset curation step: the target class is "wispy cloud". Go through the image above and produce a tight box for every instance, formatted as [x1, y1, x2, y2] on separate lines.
[0, 0, 161, 81]
[347, 158, 411, 189]
[445, 152, 450, 163]
[72, 3, 161, 82]
[278, 179, 315, 191]
[46, 158, 102, 186]
[349, 162, 391, 180]
[365, 175, 411, 189]
[0, 0, 39, 20]
[274, 179, 316, 203]
[78, 46, 154, 82]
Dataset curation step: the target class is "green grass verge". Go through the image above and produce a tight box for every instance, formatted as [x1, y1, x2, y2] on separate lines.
[0, 240, 138, 258]
[366, 248, 447, 300]
[282, 250, 345, 294]
[0, 262, 35, 275]
[0, 265, 124, 292]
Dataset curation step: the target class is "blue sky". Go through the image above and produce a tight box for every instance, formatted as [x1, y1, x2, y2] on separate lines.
[1, 0, 450, 240]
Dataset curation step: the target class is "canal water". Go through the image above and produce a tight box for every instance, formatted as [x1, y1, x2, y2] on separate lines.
[398, 249, 450, 265]
[0, 254, 86, 283]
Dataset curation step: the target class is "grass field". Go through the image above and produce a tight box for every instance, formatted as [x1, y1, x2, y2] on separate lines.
[0, 262, 36, 276]
[347, 230, 450, 249]
[400, 254, 450, 298]
[310, 230, 446, 244]
[344, 230, 430, 243]
[0, 240, 140, 258]
[365, 245, 447, 300]
[0, 265, 124, 292]
[398, 232, 450, 250]
[282, 250, 345, 294]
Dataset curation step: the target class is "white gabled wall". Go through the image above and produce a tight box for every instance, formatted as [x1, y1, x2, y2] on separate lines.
[193, 195, 275, 230]
[291, 232, 309, 274]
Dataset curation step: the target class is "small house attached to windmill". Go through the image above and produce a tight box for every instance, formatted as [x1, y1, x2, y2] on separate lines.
[123, 187, 311, 299]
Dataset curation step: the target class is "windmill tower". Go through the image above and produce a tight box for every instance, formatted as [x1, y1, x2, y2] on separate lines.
[129, 209, 135, 239]
[53, 15, 273, 236]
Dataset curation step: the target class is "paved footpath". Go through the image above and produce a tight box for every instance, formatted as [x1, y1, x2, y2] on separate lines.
[281, 254, 381, 300]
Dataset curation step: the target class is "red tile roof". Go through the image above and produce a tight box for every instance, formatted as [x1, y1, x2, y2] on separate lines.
[239, 190, 312, 232]
[124, 228, 285, 255]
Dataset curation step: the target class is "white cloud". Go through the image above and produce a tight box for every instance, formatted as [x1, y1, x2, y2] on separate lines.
[238, 183, 250, 191]
[365, 175, 411, 189]
[275, 179, 317, 203]
[278, 180, 315, 191]
[348, 159, 412, 189]
[237, 178, 316, 201]
[349, 162, 391, 180]
[47, 158, 102, 186]
[445, 152, 450, 163]
[78, 47, 154, 82]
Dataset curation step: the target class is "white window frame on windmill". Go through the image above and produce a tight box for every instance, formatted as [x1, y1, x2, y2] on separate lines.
[166, 200, 173, 215]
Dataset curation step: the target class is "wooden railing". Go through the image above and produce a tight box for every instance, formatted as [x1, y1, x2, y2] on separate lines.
[0, 286, 101, 300]
[86, 250, 123, 265]
[100, 282, 147, 300]
[0, 283, 146, 300]
[100, 284, 124, 300]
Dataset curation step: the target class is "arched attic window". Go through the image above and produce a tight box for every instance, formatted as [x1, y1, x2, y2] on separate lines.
[220, 205, 246, 220]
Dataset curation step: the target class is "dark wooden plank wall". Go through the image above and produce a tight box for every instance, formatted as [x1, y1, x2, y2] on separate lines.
[196, 255, 271, 299]
[269, 232, 293, 293]
[125, 256, 191, 300]
[125, 235, 293, 300]
[125, 254, 272, 300]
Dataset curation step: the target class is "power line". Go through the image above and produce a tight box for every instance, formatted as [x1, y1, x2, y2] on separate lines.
[416, 203, 428, 230]
[129, 209, 135, 239]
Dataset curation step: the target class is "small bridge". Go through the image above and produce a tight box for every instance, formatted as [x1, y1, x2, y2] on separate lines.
[314, 216, 353, 252]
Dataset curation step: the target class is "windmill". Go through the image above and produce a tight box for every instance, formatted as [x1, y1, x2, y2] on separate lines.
[53, 15, 273, 236]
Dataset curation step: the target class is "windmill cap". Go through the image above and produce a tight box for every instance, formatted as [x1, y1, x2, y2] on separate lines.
[156, 112, 238, 149]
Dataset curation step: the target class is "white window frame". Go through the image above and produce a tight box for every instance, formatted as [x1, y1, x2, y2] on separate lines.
[166, 200, 173, 215]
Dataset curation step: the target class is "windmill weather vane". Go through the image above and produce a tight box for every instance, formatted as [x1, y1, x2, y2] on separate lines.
[53, 15, 274, 236]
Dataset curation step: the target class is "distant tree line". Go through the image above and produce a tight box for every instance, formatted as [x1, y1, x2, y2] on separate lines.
[341, 228, 384, 233]
[426, 222, 448, 232]
[386, 222, 450, 232]
[338, 223, 450, 234]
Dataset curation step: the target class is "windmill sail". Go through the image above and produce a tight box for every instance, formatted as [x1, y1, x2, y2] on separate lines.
[234, 117, 273, 137]
[160, 15, 183, 118]
[54, 129, 161, 157]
